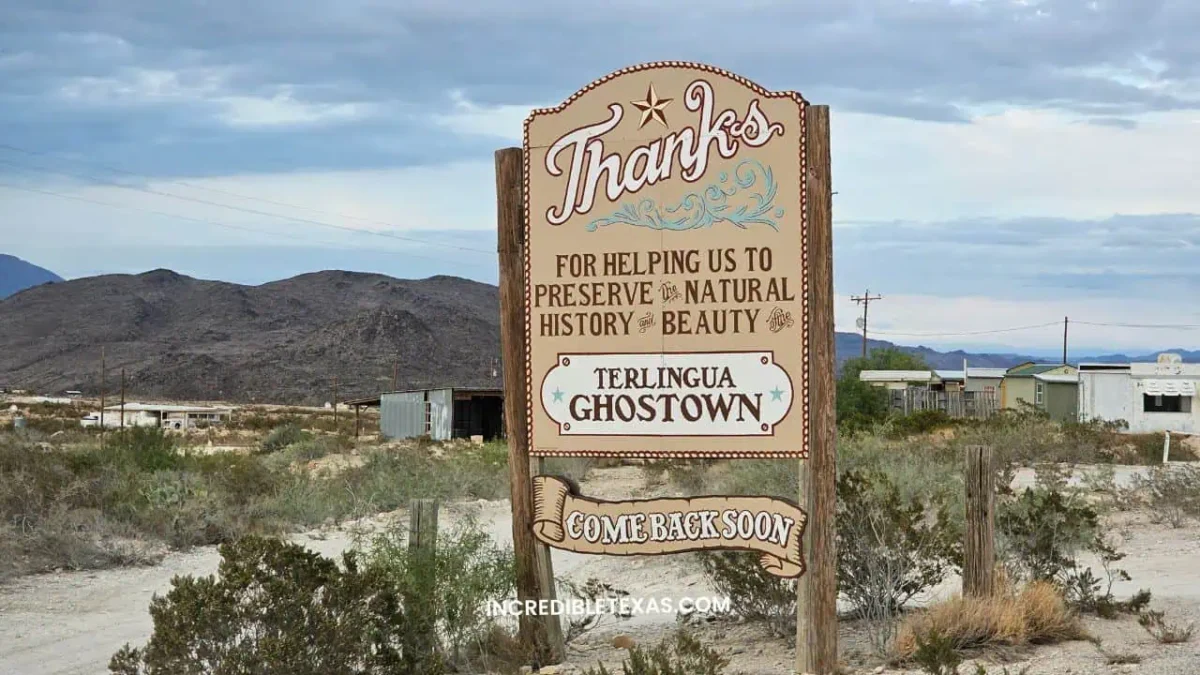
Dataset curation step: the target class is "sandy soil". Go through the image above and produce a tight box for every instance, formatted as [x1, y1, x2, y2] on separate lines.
[2, 465, 1199, 675]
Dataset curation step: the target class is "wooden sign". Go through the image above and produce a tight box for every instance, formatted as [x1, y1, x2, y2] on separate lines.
[501, 61, 836, 671]
[524, 62, 809, 459]
[534, 476, 806, 578]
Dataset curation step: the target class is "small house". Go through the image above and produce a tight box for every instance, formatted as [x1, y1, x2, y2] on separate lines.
[857, 370, 937, 390]
[1033, 372, 1079, 422]
[1002, 363, 1076, 410]
[932, 368, 1006, 397]
[81, 403, 232, 430]
[1078, 354, 1199, 433]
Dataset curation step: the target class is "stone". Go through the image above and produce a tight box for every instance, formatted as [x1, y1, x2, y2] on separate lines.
[611, 634, 637, 650]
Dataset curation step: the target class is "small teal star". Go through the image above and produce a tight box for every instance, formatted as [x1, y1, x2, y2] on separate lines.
[769, 387, 785, 402]
[552, 388, 565, 403]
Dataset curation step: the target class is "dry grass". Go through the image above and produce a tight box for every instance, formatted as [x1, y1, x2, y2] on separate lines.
[1139, 610, 1196, 644]
[894, 581, 1084, 660]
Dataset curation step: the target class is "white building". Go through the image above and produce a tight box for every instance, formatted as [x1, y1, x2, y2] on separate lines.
[858, 370, 936, 390]
[80, 403, 233, 430]
[1077, 354, 1199, 434]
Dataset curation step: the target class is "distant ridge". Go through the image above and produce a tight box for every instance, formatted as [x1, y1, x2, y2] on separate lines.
[0, 268, 1192, 403]
[0, 254, 63, 299]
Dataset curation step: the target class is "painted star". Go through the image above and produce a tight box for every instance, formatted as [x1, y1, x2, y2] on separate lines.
[552, 388, 565, 403]
[770, 387, 785, 402]
[631, 84, 673, 129]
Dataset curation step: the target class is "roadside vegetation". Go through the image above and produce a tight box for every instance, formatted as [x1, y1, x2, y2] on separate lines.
[0, 420, 508, 582]
[3, 360, 1199, 673]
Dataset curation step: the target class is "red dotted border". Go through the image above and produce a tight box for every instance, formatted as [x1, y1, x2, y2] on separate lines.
[522, 61, 811, 461]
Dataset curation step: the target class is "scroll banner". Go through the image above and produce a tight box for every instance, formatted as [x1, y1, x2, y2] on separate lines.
[532, 475, 807, 579]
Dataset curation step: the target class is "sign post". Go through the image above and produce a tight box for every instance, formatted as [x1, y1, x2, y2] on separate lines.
[503, 61, 836, 672]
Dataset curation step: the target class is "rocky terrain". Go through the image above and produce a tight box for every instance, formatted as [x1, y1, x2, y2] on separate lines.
[0, 269, 502, 404]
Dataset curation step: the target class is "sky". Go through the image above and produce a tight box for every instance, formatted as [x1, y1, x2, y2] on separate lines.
[2, 0, 1199, 354]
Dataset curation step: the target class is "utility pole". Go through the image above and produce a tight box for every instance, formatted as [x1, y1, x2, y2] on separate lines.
[850, 289, 883, 358]
[1062, 316, 1069, 365]
[332, 375, 339, 428]
[392, 361, 399, 391]
[120, 368, 126, 432]
[99, 347, 106, 449]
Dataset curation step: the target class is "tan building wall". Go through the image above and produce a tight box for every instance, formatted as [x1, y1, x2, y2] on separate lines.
[1002, 365, 1075, 409]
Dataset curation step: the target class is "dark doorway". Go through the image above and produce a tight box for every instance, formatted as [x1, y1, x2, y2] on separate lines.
[452, 393, 505, 441]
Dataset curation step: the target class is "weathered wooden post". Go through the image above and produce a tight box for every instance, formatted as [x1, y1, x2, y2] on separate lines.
[496, 147, 565, 664]
[797, 103, 838, 675]
[964, 445, 996, 597]
[408, 499, 440, 667]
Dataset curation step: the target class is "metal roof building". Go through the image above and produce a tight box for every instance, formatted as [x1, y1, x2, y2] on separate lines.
[354, 387, 505, 442]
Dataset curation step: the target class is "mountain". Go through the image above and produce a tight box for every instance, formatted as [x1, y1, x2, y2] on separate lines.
[834, 333, 1035, 370]
[0, 268, 1190, 404]
[0, 255, 63, 299]
[0, 270, 502, 405]
[1079, 350, 1200, 364]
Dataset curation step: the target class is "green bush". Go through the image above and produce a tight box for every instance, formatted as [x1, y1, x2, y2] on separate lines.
[260, 424, 309, 453]
[911, 628, 962, 675]
[1131, 464, 1200, 528]
[884, 409, 954, 439]
[997, 485, 1148, 617]
[700, 551, 796, 638]
[109, 536, 440, 675]
[582, 631, 730, 675]
[365, 515, 516, 666]
[837, 468, 961, 655]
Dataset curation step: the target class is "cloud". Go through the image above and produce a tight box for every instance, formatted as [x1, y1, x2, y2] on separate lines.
[4, 0, 1200, 177]
[1086, 116, 1139, 129]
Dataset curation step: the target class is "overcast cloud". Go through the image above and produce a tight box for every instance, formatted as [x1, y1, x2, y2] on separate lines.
[2, 0, 1199, 352]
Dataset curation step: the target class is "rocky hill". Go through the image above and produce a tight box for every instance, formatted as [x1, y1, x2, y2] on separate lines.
[0, 254, 62, 299]
[0, 269, 502, 404]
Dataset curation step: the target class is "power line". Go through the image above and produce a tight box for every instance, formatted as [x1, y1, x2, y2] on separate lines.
[1073, 320, 1200, 330]
[869, 321, 1063, 338]
[0, 141, 452, 236]
[0, 155, 494, 255]
[0, 181, 487, 270]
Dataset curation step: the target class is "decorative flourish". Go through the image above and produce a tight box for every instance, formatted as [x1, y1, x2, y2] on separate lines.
[586, 159, 783, 232]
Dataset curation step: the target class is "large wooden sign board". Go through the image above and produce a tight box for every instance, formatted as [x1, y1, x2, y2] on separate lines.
[519, 62, 814, 582]
[524, 62, 809, 460]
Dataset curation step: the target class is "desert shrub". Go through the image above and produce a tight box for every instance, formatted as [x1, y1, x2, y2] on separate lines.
[713, 459, 795, 500]
[838, 469, 961, 653]
[910, 628, 962, 675]
[108, 536, 440, 675]
[997, 487, 1099, 582]
[894, 581, 1082, 661]
[259, 423, 308, 453]
[1131, 464, 1200, 528]
[582, 631, 730, 675]
[997, 485, 1148, 617]
[558, 577, 632, 643]
[287, 436, 341, 462]
[884, 409, 955, 439]
[1138, 609, 1196, 644]
[365, 515, 515, 667]
[700, 551, 796, 638]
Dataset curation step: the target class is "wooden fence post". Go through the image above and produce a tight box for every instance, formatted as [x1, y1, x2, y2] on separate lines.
[408, 499, 440, 667]
[496, 147, 565, 665]
[796, 103, 838, 675]
[964, 446, 996, 597]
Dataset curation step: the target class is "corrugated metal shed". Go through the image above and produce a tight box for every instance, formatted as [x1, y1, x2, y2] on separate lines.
[381, 391, 426, 440]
